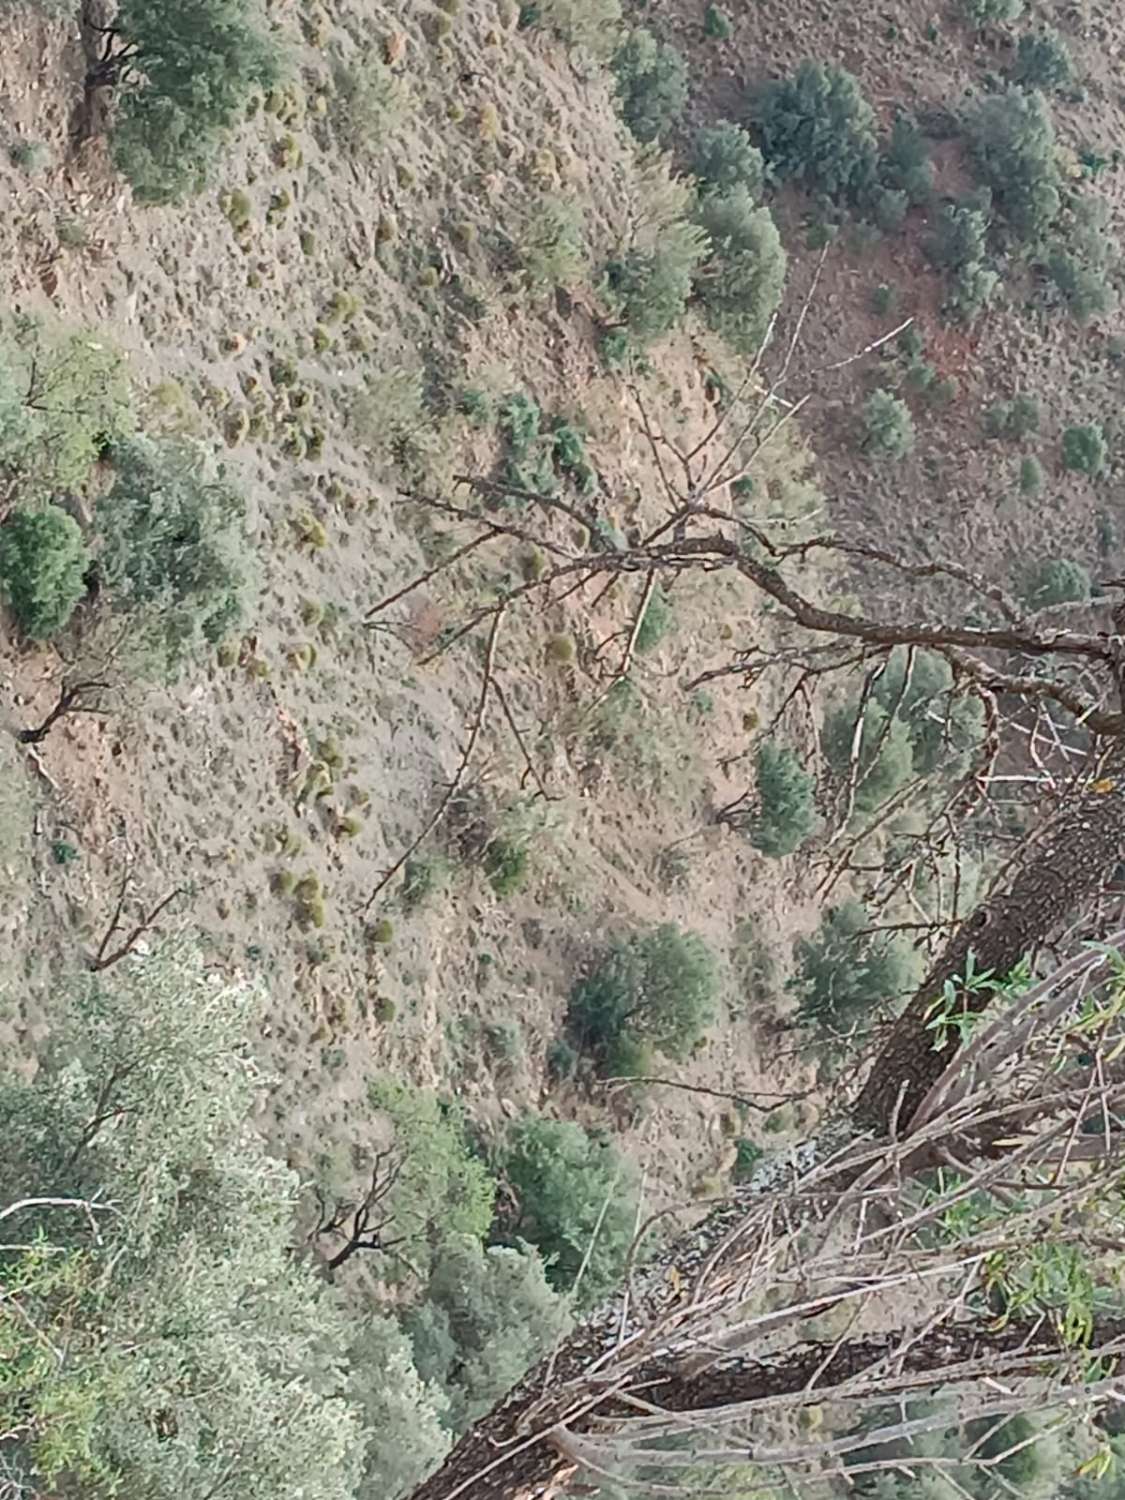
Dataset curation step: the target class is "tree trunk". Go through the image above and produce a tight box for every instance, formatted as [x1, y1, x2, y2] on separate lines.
[853, 735, 1125, 1133]
[406, 740, 1125, 1500]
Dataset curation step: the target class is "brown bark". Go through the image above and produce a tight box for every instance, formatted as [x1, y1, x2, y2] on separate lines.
[853, 734, 1125, 1134]
[409, 1312, 1125, 1500]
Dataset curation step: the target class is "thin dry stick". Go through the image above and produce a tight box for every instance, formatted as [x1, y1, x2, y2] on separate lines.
[491, 677, 555, 803]
[363, 608, 506, 911]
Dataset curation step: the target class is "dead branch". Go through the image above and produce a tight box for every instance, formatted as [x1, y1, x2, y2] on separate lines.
[18, 680, 111, 745]
[363, 607, 506, 911]
[89, 877, 186, 972]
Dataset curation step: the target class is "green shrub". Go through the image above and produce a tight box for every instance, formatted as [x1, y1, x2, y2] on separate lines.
[1061, 423, 1106, 475]
[8, 138, 50, 173]
[690, 121, 764, 198]
[611, 28, 689, 143]
[404, 1237, 571, 1434]
[532, 0, 622, 54]
[871, 283, 896, 315]
[1044, 195, 1118, 323]
[925, 190, 998, 320]
[961, 0, 1023, 22]
[968, 86, 1060, 242]
[604, 222, 709, 344]
[880, 112, 934, 205]
[110, 0, 281, 203]
[984, 392, 1040, 439]
[694, 188, 787, 352]
[400, 853, 450, 910]
[871, 187, 908, 233]
[862, 388, 915, 460]
[546, 1036, 580, 1081]
[749, 743, 819, 857]
[346, 1318, 451, 1499]
[368, 1078, 496, 1272]
[0, 320, 133, 497]
[482, 835, 528, 896]
[0, 505, 88, 641]
[702, 2, 731, 39]
[790, 900, 918, 1032]
[93, 436, 248, 677]
[331, 47, 407, 154]
[1013, 27, 1072, 90]
[634, 583, 673, 653]
[568, 922, 717, 1063]
[1019, 454, 1043, 494]
[499, 1116, 640, 1304]
[871, 647, 985, 778]
[0, 945, 372, 1500]
[518, 194, 588, 289]
[732, 1137, 764, 1182]
[1022, 557, 1091, 608]
[822, 699, 914, 811]
[751, 59, 878, 205]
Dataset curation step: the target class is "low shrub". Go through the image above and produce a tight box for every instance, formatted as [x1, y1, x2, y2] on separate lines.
[861, 388, 915, 460]
[611, 28, 689, 143]
[748, 743, 819, 857]
[499, 1115, 640, 1304]
[0, 505, 88, 640]
[568, 922, 717, 1063]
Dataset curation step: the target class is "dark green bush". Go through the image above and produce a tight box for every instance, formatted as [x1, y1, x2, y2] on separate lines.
[611, 28, 689, 143]
[968, 86, 1060, 242]
[925, 190, 998, 320]
[872, 188, 908, 233]
[732, 1137, 764, 1181]
[604, 222, 709, 343]
[568, 922, 718, 1063]
[1061, 423, 1106, 475]
[1022, 557, 1091, 607]
[690, 121, 765, 198]
[821, 699, 914, 811]
[880, 112, 934, 206]
[790, 900, 918, 1033]
[499, 1116, 640, 1304]
[110, 0, 281, 203]
[861, 388, 915, 460]
[482, 836, 529, 897]
[1019, 454, 1043, 494]
[694, 188, 787, 352]
[1044, 196, 1118, 323]
[961, 0, 1023, 22]
[404, 1236, 570, 1433]
[94, 436, 247, 676]
[983, 392, 1040, 439]
[702, 2, 731, 39]
[1012, 27, 1072, 90]
[0, 505, 88, 641]
[749, 743, 819, 857]
[872, 647, 985, 778]
[634, 583, 674, 653]
[751, 60, 878, 205]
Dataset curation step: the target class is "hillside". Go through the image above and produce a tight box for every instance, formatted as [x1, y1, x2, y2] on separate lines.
[1, 0, 1123, 1494]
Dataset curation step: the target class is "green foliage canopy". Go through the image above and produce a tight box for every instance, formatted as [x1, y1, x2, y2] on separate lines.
[0, 505, 88, 640]
[751, 60, 878, 205]
[749, 743, 819, 856]
[568, 922, 718, 1064]
[611, 28, 689, 143]
[110, 0, 281, 202]
[499, 1116, 640, 1304]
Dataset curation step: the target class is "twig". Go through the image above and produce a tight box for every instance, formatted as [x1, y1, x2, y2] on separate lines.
[363, 608, 506, 911]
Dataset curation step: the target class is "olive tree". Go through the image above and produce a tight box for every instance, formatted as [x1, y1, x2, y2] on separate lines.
[0, 945, 369, 1500]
